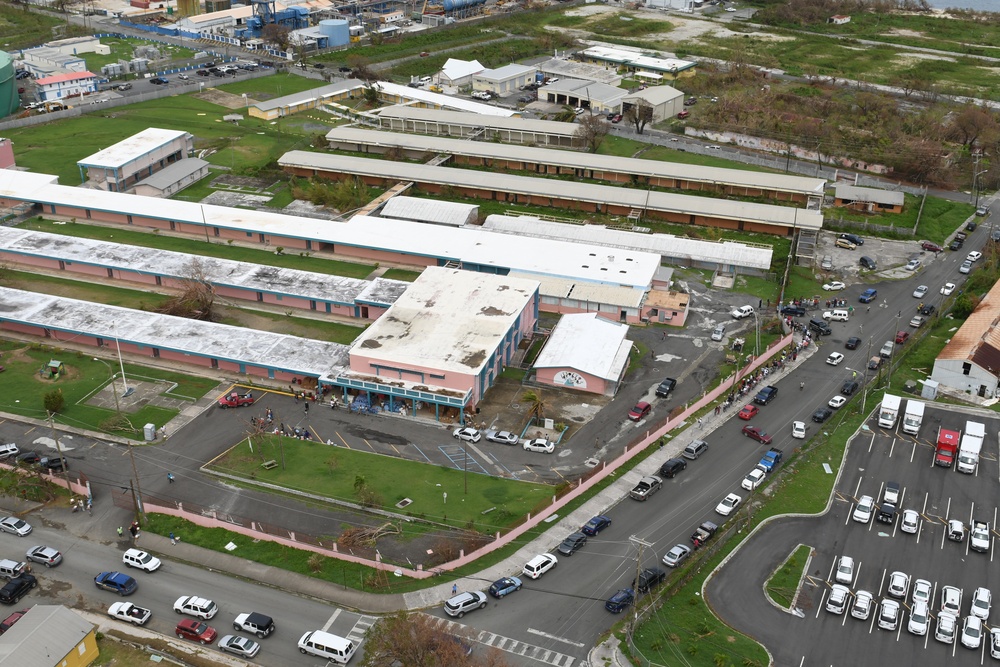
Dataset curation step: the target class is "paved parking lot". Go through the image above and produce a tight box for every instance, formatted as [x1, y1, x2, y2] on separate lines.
[709, 403, 1000, 665]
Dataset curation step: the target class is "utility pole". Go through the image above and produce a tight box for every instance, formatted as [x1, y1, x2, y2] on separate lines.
[46, 411, 71, 489]
[127, 444, 145, 523]
[861, 336, 875, 416]
[887, 310, 901, 389]
[628, 535, 653, 634]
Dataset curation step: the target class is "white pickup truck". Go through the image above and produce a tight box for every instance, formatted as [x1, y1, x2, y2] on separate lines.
[971, 520, 991, 553]
[108, 602, 151, 626]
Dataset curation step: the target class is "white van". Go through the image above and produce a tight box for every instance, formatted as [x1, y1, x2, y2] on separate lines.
[298, 630, 356, 663]
[0, 443, 19, 460]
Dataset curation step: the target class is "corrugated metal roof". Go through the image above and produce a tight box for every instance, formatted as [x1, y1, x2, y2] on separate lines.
[482, 215, 773, 270]
[35, 70, 96, 85]
[280, 150, 824, 231]
[534, 313, 631, 381]
[939, 280, 1000, 366]
[475, 63, 536, 81]
[522, 273, 645, 309]
[377, 81, 517, 117]
[623, 85, 684, 105]
[542, 79, 627, 104]
[441, 58, 484, 80]
[79, 128, 190, 169]
[376, 106, 580, 138]
[380, 196, 478, 226]
[0, 605, 93, 666]
[350, 267, 537, 374]
[138, 157, 208, 190]
[325, 126, 825, 196]
[580, 46, 696, 72]
[834, 183, 905, 206]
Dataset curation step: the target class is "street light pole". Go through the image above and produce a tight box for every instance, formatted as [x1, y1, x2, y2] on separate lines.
[861, 337, 874, 416]
[112, 322, 132, 398]
[887, 310, 901, 388]
[93, 357, 121, 417]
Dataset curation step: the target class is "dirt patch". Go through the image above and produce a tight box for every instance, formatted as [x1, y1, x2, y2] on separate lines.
[193, 88, 258, 110]
[212, 174, 276, 190]
[558, 6, 795, 44]
[885, 28, 927, 39]
[472, 377, 610, 441]
[893, 52, 957, 65]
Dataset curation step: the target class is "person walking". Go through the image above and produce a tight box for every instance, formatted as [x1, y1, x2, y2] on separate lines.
[304, 402, 309, 415]
[167, 472, 174, 484]
[452, 583, 458, 596]
[117, 526, 123, 538]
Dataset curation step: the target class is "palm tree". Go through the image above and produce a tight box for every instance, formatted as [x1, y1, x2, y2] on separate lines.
[522, 389, 548, 422]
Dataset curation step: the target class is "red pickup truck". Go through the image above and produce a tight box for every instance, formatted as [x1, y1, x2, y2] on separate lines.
[218, 391, 254, 409]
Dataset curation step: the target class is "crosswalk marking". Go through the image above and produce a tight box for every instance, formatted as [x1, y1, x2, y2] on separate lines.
[424, 615, 578, 666]
[346, 615, 377, 644]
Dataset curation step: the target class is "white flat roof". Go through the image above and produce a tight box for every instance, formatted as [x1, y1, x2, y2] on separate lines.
[476, 63, 536, 81]
[0, 286, 350, 379]
[534, 313, 632, 381]
[0, 170, 658, 303]
[351, 266, 537, 375]
[377, 81, 517, 117]
[379, 196, 478, 227]
[279, 150, 825, 231]
[483, 215, 773, 271]
[324, 126, 826, 196]
[0, 227, 408, 307]
[78, 128, 190, 169]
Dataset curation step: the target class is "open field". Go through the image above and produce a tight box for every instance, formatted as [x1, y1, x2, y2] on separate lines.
[0, 4, 88, 51]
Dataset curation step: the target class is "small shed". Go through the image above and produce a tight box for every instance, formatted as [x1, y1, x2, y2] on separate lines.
[44, 360, 65, 379]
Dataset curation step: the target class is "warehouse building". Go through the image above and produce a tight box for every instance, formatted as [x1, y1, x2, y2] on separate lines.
[472, 63, 538, 96]
[533, 313, 632, 396]
[538, 79, 627, 115]
[376, 107, 579, 146]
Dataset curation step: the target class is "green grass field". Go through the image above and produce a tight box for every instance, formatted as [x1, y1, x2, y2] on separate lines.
[0, 4, 88, 51]
[209, 436, 551, 530]
[0, 340, 215, 435]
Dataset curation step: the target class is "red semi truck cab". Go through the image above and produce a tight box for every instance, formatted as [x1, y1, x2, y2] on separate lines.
[935, 427, 961, 467]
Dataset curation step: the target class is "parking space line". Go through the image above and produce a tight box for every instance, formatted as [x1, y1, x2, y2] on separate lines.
[888, 437, 897, 458]
[322, 608, 341, 632]
[909, 439, 918, 463]
[362, 438, 378, 452]
[409, 444, 433, 463]
[486, 453, 521, 479]
[336, 432, 351, 449]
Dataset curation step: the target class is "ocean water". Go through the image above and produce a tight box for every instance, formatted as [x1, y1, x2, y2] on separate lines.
[925, 0, 996, 11]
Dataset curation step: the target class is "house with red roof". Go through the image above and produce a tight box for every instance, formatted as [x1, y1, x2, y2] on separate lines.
[36, 71, 98, 102]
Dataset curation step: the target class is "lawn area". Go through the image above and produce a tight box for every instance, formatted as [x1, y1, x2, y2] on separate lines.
[0, 340, 215, 436]
[209, 436, 551, 530]
[764, 544, 812, 609]
[216, 72, 324, 99]
[0, 4, 88, 52]
[81, 37, 198, 75]
[381, 268, 423, 282]
[823, 194, 974, 244]
[22, 218, 377, 279]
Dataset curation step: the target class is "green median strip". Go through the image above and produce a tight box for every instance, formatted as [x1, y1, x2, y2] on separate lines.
[765, 544, 812, 610]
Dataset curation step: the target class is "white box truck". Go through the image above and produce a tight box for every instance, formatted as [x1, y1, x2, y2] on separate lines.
[902, 400, 925, 435]
[957, 420, 986, 474]
[878, 394, 902, 429]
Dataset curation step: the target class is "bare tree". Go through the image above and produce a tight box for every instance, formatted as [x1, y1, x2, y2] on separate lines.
[360, 611, 509, 667]
[262, 24, 292, 52]
[624, 100, 655, 135]
[155, 258, 216, 320]
[574, 113, 610, 152]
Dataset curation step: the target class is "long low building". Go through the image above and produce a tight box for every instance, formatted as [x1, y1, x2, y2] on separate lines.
[325, 126, 825, 205]
[279, 150, 824, 234]
[481, 215, 773, 273]
[0, 170, 667, 324]
[375, 106, 581, 147]
[0, 227, 407, 321]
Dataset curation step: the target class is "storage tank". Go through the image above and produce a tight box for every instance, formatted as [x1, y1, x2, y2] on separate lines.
[319, 19, 350, 48]
[0, 52, 19, 119]
[442, 0, 486, 11]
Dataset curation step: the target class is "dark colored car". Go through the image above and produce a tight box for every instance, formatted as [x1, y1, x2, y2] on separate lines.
[860, 256, 877, 270]
[660, 458, 687, 478]
[557, 532, 588, 556]
[921, 241, 942, 252]
[950, 239, 964, 251]
[754, 386, 778, 405]
[0, 575, 35, 605]
[842, 380, 859, 395]
[149, 77, 168, 85]
[655, 377, 677, 398]
[779, 305, 806, 317]
[634, 567, 666, 593]
[38, 457, 66, 472]
[859, 288, 878, 303]
[94, 571, 137, 596]
[920, 304, 936, 316]
[812, 407, 833, 423]
[846, 337, 861, 350]
[840, 233, 864, 246]
[15, 452, 40, 465]
[15, 70, 31, 80]
[0, 609, 27, 634]
[581, 515, 612, 536]
[488, 576, 522, 598]
[196, 69, 210, 76]
[741, 425, 772, 444]
[628, 402, 652, 421]
[175, 618, 218, 644]
[605, 588, 635, 613]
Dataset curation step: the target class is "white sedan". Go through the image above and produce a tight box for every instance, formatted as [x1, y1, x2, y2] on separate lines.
[0, 516, 32, 536]
[715, 493, 742, 516]
[822, 281, 846, 291]
[791, 421, 806, 439]
[826, 352, 845, 366]
[912, 285, 928, 298]
[523, 438, 554, 454]
[900, 509, 920, 534]
[941, 282, 956, 295]
[828, 395, 847, 409]
[968, 251, 983, 263]
[852, 495, 875, 524]
[741, 468, 766, 491]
